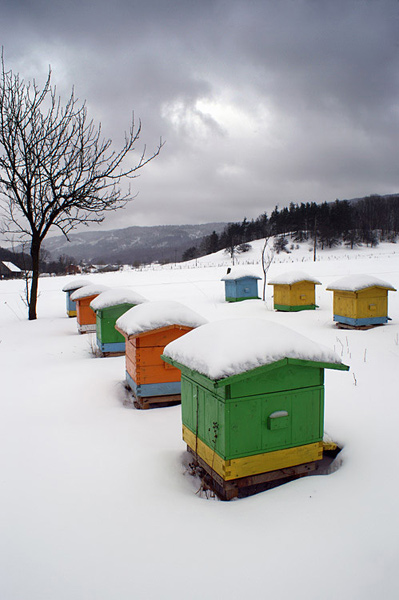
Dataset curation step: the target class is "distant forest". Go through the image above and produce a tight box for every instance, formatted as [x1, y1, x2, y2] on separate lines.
[183, 194, 399, 260]
[2, 193, 399, 270]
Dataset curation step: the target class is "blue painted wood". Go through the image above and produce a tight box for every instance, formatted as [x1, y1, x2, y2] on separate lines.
[97, 339, 126, 353]
[333, 314, 388, 326]
[66, 292, 77, 314]
[224, 276, 260, 302]
[125, 372, 181, 397]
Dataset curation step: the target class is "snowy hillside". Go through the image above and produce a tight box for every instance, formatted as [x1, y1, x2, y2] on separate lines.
[1, 240, 399, 599]
[41, 222, 226, 264]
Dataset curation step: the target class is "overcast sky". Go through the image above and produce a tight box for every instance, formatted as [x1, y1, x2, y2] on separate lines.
[1, 0, 399, 231]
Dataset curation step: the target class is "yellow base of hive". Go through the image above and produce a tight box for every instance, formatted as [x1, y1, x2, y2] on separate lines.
[183, 425, 323, 481]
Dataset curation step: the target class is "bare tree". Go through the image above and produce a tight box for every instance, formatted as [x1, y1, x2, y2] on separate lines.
[261, 237, 274, 301]
[0, 55, 163, 319]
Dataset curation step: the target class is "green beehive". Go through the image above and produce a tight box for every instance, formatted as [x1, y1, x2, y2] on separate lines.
[162, 318, 348, 487]
[90, 288, 147, 355]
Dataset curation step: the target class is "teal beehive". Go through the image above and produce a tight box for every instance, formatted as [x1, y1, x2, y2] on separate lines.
[221, 267, 261, 302]
[62, 278, 92, 317]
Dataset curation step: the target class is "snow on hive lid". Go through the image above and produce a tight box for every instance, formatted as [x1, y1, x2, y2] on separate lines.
[326, 275, 396, 292]
[268, 271, 321, 286]
[70, 283, 109, 301]
[221, 267, 261, 281]
[163, 318, 345, 381]
[116, 300, 207, 337]
[90, 288, 147, 311]
[62, 279, 93, 292]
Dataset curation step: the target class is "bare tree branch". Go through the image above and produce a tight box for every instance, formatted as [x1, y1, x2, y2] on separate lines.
[0, 54, 163, 319]
[261, 237, 274, 301]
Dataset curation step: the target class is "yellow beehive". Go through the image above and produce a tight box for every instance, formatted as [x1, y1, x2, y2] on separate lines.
[268, 271, 321, 311]
[326, 275, 396, 327]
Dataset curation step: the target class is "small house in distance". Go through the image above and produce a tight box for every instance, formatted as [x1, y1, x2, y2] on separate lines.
[162, 318, 348, 500]
[90, 288, 147, 356]
[326, 275, 396, 329]
[0, 261, 22, 280]
[268, 271, 321, 311]
[70, 283, 109, 333]
[116, 301, 207, 409]
[221, 267, 261, 302]
[62, 279, 92, 317]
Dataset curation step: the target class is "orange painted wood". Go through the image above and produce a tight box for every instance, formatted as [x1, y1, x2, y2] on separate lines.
[134, 325, 192, 347]
[137, 365, 180, 385]
[124, 325, 193, 386]
[76, 295, 98, 326]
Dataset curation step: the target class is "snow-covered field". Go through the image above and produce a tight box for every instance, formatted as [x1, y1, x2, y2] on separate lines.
[1, 240, 399, 600]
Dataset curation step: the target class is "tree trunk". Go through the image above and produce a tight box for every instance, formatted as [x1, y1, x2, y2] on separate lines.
[313, 217, 317, 262]
[29, 237, 41, 320]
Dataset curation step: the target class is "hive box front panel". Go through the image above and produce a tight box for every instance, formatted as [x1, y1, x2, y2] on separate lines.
[76, 295, 97, 333]
[126, 326, 191, 399]
[180, 362, 325, 479]
[96, 304, 134, 353]
[333, 287, 389, 326]
[273, 282, 317, 311]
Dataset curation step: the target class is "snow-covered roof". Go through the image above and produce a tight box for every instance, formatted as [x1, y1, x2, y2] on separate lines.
[1, 261, 21, 273]
[62, 279, 92, 292]
[268, 271, 321, 286]
[163, 318, 345, 381]
[326, 275, 396, 292]
[70, 284, 109, 301]
[90, 288, 147, 311]
[116, 300, 207, 337]
[221, 267, 261, 281]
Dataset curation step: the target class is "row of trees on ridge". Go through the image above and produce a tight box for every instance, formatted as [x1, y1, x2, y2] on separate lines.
[183, 195, 399, 261]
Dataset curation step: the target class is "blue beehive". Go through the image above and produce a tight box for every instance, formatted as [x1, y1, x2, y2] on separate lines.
[62, 279, 92, 317]
[221, 267, 261, 302]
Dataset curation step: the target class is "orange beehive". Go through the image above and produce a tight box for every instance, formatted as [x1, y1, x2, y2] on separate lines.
[70, 284, 109, 333]
[116, 301, 207, 409]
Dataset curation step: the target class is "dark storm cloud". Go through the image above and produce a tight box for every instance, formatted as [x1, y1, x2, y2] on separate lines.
[1, 0, 399, 229]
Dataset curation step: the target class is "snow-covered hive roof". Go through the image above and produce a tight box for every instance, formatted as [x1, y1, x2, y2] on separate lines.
[62, 279, 93, 292]
[221, 267, 261, 281]
[326, 275, 396, 292]
[163, 318, 346, 381]
[268, 271, 321, 286]
[116, 300, 207, 337]
[70, 284, 109, 301]
[90, 288, 147, 311]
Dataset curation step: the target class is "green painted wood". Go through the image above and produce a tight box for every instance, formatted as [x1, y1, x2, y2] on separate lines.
[96, 303, 136, 344]
[181, 378, 227, 457]
[174, 361, 326, 460]
[274, 303, 317, 312]
[226, 296, 260, 302]
[214, 357, 348, 389]
[162, 353, 347, 461]
[228, 363, 323, 398]
[163, 356, 225, 396]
